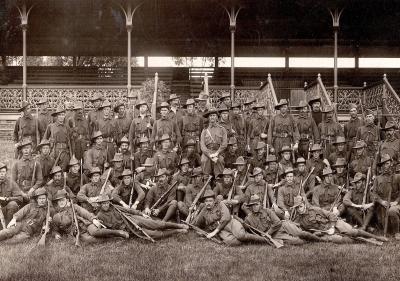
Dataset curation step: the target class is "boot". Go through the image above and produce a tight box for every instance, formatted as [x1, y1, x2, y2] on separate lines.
[357, 229, 389, 242]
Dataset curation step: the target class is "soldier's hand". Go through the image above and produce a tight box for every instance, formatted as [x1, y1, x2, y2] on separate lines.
[323, 159, 330, 167]
[104, 162, 110, 169]
[14, 142, 19, 148]
[332, 207, 339, 216]
[246, 145, 250, 152]
[152, 209, 160, 216]
[284, 211, 290, 220]
[132, 202, 139, 210]
[206, 229, 218, 239]
[142, 213, 150, 219]
[269, 147, 275, 154]
[144, 208, 152, 216]
[146, 123, 152, 128]
[7, 218, 16, 229]
[293, 142, 299, 151]
[327, 226, 335, 235]
[363, 203, 374, 210]
[92, 219, 103, 228]
[381, 200, 389, 208]
[390, 201, 398, 207]
[0, 197, 6, 201]
[55, 234, 61, 240]
[260, 133, 268, 139]
[173, 146, 178, 153]
[121, 202, 130, 209]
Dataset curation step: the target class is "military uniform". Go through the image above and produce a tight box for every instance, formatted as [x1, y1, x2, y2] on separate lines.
[356, 123, 379, 158]
[312, 183, 340, 210]
[0, 177, 23, 223]
[344, 116, 363, 151]
[66, 171, 88, 195]
[95, 116, 119, 162]
[87, 108, 103, 137]
[37, 109, 53, 141]
[277, 181, 305, 212]
[77, 181, 113, 213]
[44, 121, 71, 171]
[45, 180, 74, 202]
[129, 114, 153, 149]
[14, 112, 40, 149]
[268, 112, 299, 154]
[11, 156, 43, 193]
[179, 111, 203, 148]
[349, 153, 372, 177]
[84, 144, 107, 172]
[133, 149, 153, 169]
[144, 179, 177, 221]
[318, 118, 344, 157]
[115, 110, 133, 141]
[36, 153, 55, 184]
[67, 111, 89, 161]
[306, 158, 325, 177]
[380, 136, 400, 163]
[112, 181, 145, 207]
[151, 116, 182, 147]
[247, 114, 269, 152]
[154, 149, 179, 172]
[296, 111, 320, 159]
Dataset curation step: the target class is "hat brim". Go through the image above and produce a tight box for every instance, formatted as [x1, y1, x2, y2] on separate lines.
[203, 111, 219, 118]
[18, 105, 29, 112]
[51, 110, 66, 116]
[135, 103, 148, 109]
[274, 103, 288, 110]
[233, 162, 246, 165]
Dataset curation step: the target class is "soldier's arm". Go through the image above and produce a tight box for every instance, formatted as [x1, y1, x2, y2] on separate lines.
[111, 185, 123, 203]
[77, 185, 89, 203]
[342, 191, 355, 207]
[276, 187, 287, 211]
[217, 201, 232, 231]
[265, 209, 282, 235]
[200, 129, 212, 157]
[134, 183, 146, 204]
[74, 204, 96, 222]
[13, 118, 20, 142]
[10, 181, 23, 204]
[13, 203, 32, 221]
[311, 186, 320, 207]
[119, 206, 142, 216]
[144, 187, 155, 209]
[311, 118, 321, 144]
[217, 127, 228, 154]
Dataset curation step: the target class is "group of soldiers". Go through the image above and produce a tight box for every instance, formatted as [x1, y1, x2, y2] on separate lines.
[0, 89, 398, 247]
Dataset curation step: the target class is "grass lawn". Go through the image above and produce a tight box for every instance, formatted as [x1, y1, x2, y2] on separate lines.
[0, 141, 399, 281]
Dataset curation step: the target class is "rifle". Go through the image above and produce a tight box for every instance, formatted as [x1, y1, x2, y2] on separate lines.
[53, 151, 63, 169]
[113, 204, 156, 243]
[80, 159, 83, 187]
[359, 98, 365, 122]
[129, 158, 135, 208]
[289, 179, 303, 221]
[384, 175, 393, 237]
[37, 199, 51, 246]
[150, 180, 179, 212]
[151, 73, 158, 121]
[241, 163, 251, 187]
[35, 107, 40, 145]
[0, 206, 6, 229]
[227, 171, 238, 202]
[263, 181, 270, 209]
[308, 228, 383, 246]
[100, 168, 112, 195]
[70, 199, 81, 247]
[329, 184, 346, 212]
[183, 221, 222, 244]
[185, 176, 213, 224]
[30, 161, 37, 192]
[290, 143, 296, 164]
[234, 215, 284, 248]
[362, 167, 372, 219]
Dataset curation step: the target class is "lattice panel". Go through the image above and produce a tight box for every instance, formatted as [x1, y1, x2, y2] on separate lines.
[259, 83, 276, 115]
[208, 88, 226, 108]
[383, 84, 400, 127]
[0, 88, 23, 110]
[363, 84, 384, 109]
[327, 88, 363, 111]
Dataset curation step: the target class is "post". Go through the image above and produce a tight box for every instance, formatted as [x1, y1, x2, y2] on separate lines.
[223, 5, 242, 102]
[329, 8, 343, 104]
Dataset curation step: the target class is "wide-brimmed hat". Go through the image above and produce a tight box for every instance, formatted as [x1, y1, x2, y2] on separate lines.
[94, 194, 112, 203]
[88, 167, 102, 177]
[51, 106, 65, 116]
[365, 109, 374, 116]
[18, 101, 30, 112]
[0, 162, 7, 170]
[138, 136, 149, 144]
[36, 97, 48, 105]
[185, 139, 196, 147]
[352, 140, 366, 149]
[53, 190, 68, 201]
[322, 105, 335, 113]
[183, 99, 195, 108]
[99, 100, 112, 109]
[379, 153, 392, 165]
[37, 139, 51, 150]
[158, 134, 170, 143]
[247, 194, 261, 206]
[18, 138, 33, 149]
[309, 143, 322, 152]
[381, 121, 397, 131]
[233, 156, 246, 165]
[219, 104, 230, 113]
[68, 156, 80, 167]
[179, 158, 190, 166]
[219, 92, 231, 100]
[231, 102, 241, 109]
[351, 172, 366, 184]
[73, 101, 83, 110]
[191, 167, 203, 177]
[91, 131, 103, 140]
[252, 167, 263, 177]
[202, 189, 215, 200]
[111, 153, 124, 162]
[308, 96, 321, 106]
[157, 102, 170, 109]
[333, 136, 346, 145]
[135, 100, 149, 109]
[118, 169, 133, 179]
[252, 103, 265, 110]
[203, 107, 219, 118]
[265, 155, 277, 163]
[228, 137, 237, 145]
[143, 158, 154, 167]
[322, 167, 334, 177]
[283, 167, 294, 176]
[333, 158, 347, 167]
[297, 100, 308, 109]
[255, 141, 266, 150]
[275, 99, 288, 110]
[113, 101, 125, 113]
[244, 98, 255, 105]
[119, 136, 129, 144]
[195, 92, 209, 101]
[221, 168, 233, 176]
[33, 187, 47, 197]
[50, 166, 63, 176]
[167, 94, 180, 102]
[296, 157, 306, 165]
[154, 168, 168, 177]
[280, 145, 292, 153]
[90, 93, 104, 102]
[349, 103, 358, 111]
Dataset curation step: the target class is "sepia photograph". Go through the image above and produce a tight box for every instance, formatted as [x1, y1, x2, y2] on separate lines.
[0, 0, 400, 280]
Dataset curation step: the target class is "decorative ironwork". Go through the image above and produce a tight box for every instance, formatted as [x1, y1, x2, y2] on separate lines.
[383, 76, 400, 127]
[363, 83, 384, 110]
[327, 87, 363, 111]
[0, 87, 24, 111]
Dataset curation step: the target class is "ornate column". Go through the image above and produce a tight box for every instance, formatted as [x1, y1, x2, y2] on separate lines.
[223, 5, 242, 101]
[329, 8, 343, 104]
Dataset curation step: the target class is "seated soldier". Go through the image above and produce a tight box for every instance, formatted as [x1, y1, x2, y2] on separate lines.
[306, 143, 328, 178]
[328, 136, 349, 165]
[97, 194, 188, 240]
[233, 156, 250, 191]
[242, 167, 271, 216]
[278, 146, 293, 177]
[119, 136, 132, 169]
[0, 162, 23, 225]
[52, 190, 105, 244]
[312, 167, 343, 213]
[182, 139, 201, 169]
[292, 195, 387, 244]
[108, 153, 125, 187]
[342, 172, 374, 230]
[250, 142, 267, 171]
[135, 157, 156, 191]
[77, 167, 113, 213]
[332, 158, 348, 186]
[349, 141, 372, 178]
[144, 168, 178, 222]
[173, 158, 191, 186]
[214, 168, 243, 215]
[112, 169, 145, 210]
[223, 137, 239, 170]
[244, 195, 321, 245]
[177, 167, 210, 218]
[66, 156, 88, 195]
[133, 136, 153, 169]
[84, 131, 108, 173]
[154, 134, 179, 173]
[277, 167, 306, 220]
[36, 139, 55, 184]
[264, 155, 279, 185]
[45, 166, 75, 202]
[295, 157, 316, 196]
[192, 190, 267, 246]
[0, 188, 54, 244]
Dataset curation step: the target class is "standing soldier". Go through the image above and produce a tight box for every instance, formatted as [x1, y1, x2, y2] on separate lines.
[66, 156, 88, 195]
[332, 158, 348, 187]
[36, 98, 53, 142]
[356, 109, 379, 158]
[114, 102, 133, 142]
[349, 141, 373, 177]
[295, 100, 320, 159]
[94, 100, 119, 163]
[230, 102, 246, 155]
[35, 139, 55, 184]
[219, 105, 235, 139]
[119, 136, 132, 169]
[344, 103, 363, 151]
[380, 121, 400, 164]
[318, 105, 344, 157]
[182, 139, 201, 169]
[219, 92, 232, 108]
[306, 143, 328, 177]
[129, 100, 153, 152]
[133, 136, 153, 169]
[328, 136, 350, 165]
[247, 103, 269, 153]
[151, 102, 182, 150]
[167, 94, 184, 130]
[13, 101, 41, 152]
[144, 168, 178, 222]
[87, 93, 104, 137]
[153, 134, 179, 173]
[195, 91, 209, 127]
[223, 137, 239, 169]
[68, 102, 89, 161]
[312, 167, 342, 212]
[200, 108, 227, 177]
[0, 162, 23, 225]
[249, 142, 267, 171]
[11, 139, 43, 198]
[308, 96, 323, 127]
[268, 99, 299, 155]
[84, 131, 108, 173]
[112, 169, 145, 210]
[371, 154, 400, 239]
[180, 98, 203, 149]
[44, 106, 71, 171]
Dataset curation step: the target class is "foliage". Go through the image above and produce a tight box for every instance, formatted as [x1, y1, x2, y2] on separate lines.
[139, 78, 171, 105]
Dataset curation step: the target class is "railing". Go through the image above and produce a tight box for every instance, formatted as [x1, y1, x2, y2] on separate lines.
[259, 74, 278, 115]
[304, 74, 332, 110]
[326, 86, 364, 112]
[382, 75, 400, 126]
